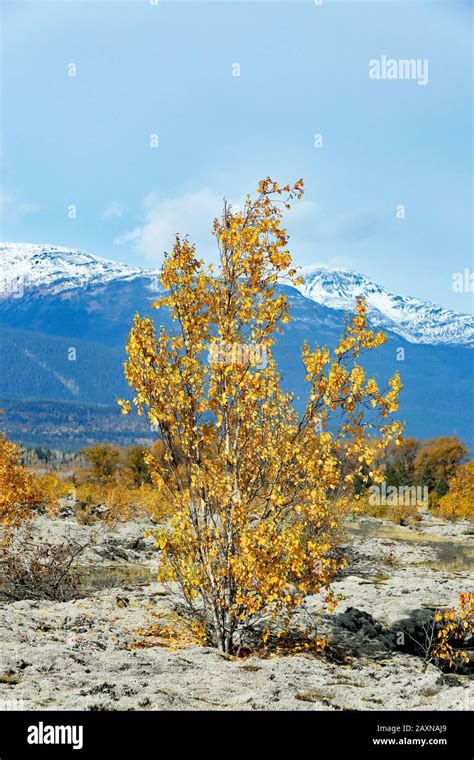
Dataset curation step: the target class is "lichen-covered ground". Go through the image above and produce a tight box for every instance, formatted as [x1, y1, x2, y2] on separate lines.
[0, 511, 472, 711]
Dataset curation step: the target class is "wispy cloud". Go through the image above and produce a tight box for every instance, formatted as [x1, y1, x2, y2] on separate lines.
[116, 188, 225, 264]
[0, 188, 39, 223]
[311, 208, 387, 243]
[101, 202, 123, 220]
[116, 186, 387, 270]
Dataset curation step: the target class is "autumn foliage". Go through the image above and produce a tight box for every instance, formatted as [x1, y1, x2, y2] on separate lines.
[81, 444, 122, 483]
[432, 593, 474, 669]
[436, 460, 474, 522]
[74, 443, 168, 523]
[0, 435, 62, 528]
[354, 434, 471, 522]
[119, 178, 402, 653]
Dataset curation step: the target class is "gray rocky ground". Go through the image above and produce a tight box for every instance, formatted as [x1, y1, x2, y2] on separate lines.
[0, 510, 472, 711]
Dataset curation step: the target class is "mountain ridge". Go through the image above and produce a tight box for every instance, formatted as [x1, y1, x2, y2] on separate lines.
[2, 242, 472, 347]
[286, 265, 474, 347]
[0, 243, 472, 449]
[0, 242, 157, 296]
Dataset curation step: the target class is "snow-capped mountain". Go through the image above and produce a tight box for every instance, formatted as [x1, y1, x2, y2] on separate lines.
[291, 266, 474, 347]
[0, 242, 153, 296]
[0, 243, 472, 448]
[1, 243, 472, 347]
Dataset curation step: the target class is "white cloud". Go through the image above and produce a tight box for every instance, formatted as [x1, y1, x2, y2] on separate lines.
[101, 202, 123, 220]
[116, 187, 320, 266]
[115, 188, 233, 264]
[282, 202, 387, 264]
[312, 209, 386, 242]
[0, 188, 38, 223]
[115, 184, 386, 271]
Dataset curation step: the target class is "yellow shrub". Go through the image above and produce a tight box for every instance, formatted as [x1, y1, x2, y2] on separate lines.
[36, 473, 70, 515]
[437, 461, 474, 522]
[356, 495, 418, 524]
[0, 436, 50, 527]
[75, 481, 167, 523]
[432, 593, 474, 669]
[119, 178, 403, 653]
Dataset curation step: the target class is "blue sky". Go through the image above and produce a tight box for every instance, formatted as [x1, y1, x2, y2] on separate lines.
[1, 0, 472, 312]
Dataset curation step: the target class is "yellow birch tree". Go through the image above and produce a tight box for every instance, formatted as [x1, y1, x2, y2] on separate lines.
[119, 178, 403, 653]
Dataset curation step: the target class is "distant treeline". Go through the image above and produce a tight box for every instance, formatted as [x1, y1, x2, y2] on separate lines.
[23, 433, 469, 492]
[0, 399, 153, 451]
[353, 435, 469, 508]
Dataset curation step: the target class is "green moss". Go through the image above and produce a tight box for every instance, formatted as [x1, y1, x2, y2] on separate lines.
[295, 690, 333, 706]
[0, 675, 21, 685]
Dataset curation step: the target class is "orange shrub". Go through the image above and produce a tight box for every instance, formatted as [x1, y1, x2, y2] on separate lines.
[437, 460, 474, 522]
[0, 436, 49, 527]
